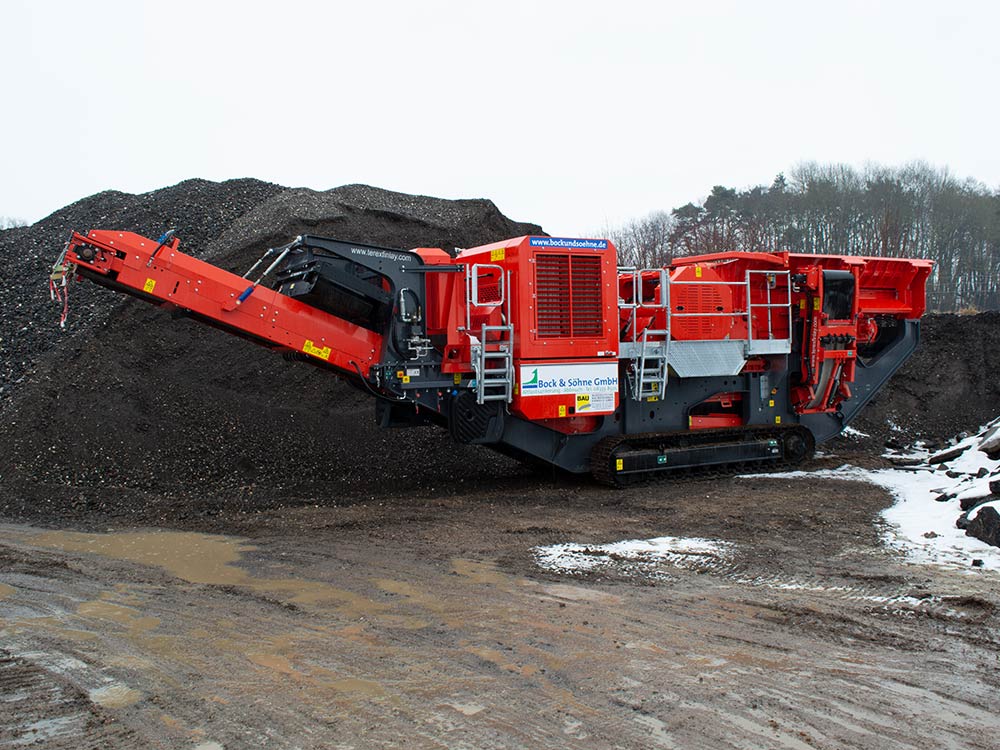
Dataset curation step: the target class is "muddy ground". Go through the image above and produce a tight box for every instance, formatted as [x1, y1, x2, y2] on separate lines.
[2, 181, 999, 748]
[2, 450, 1000, 749]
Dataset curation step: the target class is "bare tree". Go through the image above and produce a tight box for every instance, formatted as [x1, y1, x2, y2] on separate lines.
[604, 211, 674, 267]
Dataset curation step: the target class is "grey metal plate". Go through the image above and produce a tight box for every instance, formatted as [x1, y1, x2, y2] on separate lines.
[667, 340, 747, 377]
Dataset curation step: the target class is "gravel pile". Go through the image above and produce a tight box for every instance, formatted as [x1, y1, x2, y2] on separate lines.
[0, 178, 285, 406]
[0, 179, 543, 519]
[852, 311, 1000, 446]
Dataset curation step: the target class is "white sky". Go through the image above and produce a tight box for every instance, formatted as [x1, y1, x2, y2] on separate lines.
[2, 0, 998, 236]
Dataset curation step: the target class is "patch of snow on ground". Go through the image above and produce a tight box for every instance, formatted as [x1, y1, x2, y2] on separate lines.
[532, 532, 971, 614]
[883, 441, 932, 461]
[744, 419, 1000, 572]
[533, 535, 733, 578]
[842, 426, 870, 439]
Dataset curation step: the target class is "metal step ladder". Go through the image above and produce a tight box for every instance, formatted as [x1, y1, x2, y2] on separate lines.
[472, 324, 514, 404]
[634, 329, 669, 399]
[465, 262, 514, 404]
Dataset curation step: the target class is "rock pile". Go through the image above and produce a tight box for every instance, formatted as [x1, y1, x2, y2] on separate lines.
[853, 311, 1000, 445]
[0, 179, 542, 517]
[936, 421, 1000, 548]
[897, 418, 1000, 548]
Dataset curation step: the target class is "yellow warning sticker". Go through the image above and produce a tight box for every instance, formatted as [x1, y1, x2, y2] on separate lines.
[799, 299, 806, 310]
[143, 278, 156, 293]
[402, 375, 411, 384]
[616, 458, 624, 472]
[768, 399, 775, 407]
[396, 370, 404, 378]
[575, 394, 591, 412]
[490, 247, 505, 262]
[558, 404, 567, 417]
[453, 373, 461, 385]
[813, 297, 821, 311]
[775, 415, 782, 424]
[302, 339, 331, 360]
[695, 266, 702, 278]
[647, 395, 659, 402]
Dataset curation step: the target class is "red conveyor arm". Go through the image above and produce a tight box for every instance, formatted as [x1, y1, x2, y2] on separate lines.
[61, 230, 383, 377]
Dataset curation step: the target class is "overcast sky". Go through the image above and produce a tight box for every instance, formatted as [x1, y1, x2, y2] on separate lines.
[2, 0, 998, 235]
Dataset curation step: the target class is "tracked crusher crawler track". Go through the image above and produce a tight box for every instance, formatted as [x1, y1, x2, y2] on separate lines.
[590, 425, 816, 487]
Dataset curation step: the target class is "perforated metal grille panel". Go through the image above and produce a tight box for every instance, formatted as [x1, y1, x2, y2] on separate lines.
[535, 254, 603, 338]
[673, 285, 725, 338]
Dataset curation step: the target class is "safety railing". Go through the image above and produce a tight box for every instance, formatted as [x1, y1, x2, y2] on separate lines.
[618, 267, 669, 344]
[465, 263, 513, 404]
[745, 270, 793, 355]
[618, 268, 793, 397]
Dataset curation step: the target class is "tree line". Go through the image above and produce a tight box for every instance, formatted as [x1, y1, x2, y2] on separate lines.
[607, 162, 1000, 312]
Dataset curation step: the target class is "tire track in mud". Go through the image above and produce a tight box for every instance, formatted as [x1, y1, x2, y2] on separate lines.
[531, 536, 996, 623]
[0, 532, 629, 749]
[0, 650, 142, 749]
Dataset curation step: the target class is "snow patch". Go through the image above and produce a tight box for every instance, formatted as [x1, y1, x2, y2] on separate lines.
[532, 532, 975, 615]
[745, 417, 1000, 571]
[533, 535, 733, 578]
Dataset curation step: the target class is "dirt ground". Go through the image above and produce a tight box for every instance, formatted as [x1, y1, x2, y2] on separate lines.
[2, 451, 998, 749]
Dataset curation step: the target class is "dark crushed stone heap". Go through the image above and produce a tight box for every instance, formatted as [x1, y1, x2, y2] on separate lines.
[851, 311, 1000, 447]
[0, 178, 285, 404]
[0, 179, 543, 519]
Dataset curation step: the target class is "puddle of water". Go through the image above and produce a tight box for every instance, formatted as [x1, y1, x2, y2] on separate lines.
[293, 658, 384, 698]
[247, 653, 297, 675]
[452, 558, 508, 585]
[443, 701, 486, 716]
[160, 713, 186, 731]
[11, 714, 86, 746]
[78, 600, 161, 635]
[622, 640, 669, 654]
[465, 645, 540, 677]
[30, 530, 386, 617]
[373, 578, 447, 627]
[539, 583, 623, 605]
[89, 684, 143, 709]
[325, 676, 384, 697]
[6, 617, 100, 642]
[32, 531, 253, 585]
[238, 635, 386, 699]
